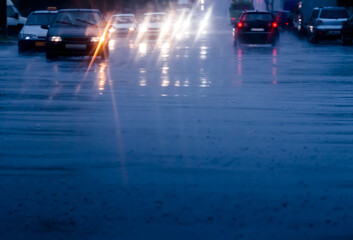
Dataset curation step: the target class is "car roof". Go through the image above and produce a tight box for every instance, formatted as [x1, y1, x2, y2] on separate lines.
[143, 12, 166, 15]
[313, 7, 347, 10]
[58, 9, 100, 12]
[243, 10, 271, 14]
[112, 14, 135, 17]
[30, 10, 58, 14]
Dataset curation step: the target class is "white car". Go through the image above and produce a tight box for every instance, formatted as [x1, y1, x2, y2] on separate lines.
[109, 14, 137, 36]
[18, 10, 58, 52]
[139, 12, 171, 38]
[6, 0, 27, 35]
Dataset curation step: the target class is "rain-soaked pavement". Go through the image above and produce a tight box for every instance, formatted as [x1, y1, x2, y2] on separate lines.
[1, 1, 353, 239]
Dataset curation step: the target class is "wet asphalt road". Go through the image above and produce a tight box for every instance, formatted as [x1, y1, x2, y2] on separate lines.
[1, 1, 353, 240]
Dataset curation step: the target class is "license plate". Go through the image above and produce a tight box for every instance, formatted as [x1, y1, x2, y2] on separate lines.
[251, 28, 265, 32]
[65, 44, 87, 50]
[327, 31, 340, 35]
[35, 41, 45, 47]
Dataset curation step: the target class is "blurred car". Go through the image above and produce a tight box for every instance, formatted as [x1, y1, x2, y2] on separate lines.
[139, 12, 170, 38]
[18, 10, 58, 52]
[233, 11, 279, 46]
[45, 9, 109, 60]
[341, 15, 353, 45]
[272, 10, 293, 31]
[109, 14, 137, 37]
[307, 7, 349, 44]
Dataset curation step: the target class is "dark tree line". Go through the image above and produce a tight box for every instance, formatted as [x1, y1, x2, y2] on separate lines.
[12, 0, 169, 16]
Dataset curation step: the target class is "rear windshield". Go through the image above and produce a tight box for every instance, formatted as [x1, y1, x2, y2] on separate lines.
[320, 9, 349, 19]
[112, 16, 134, 24]
[231, 4, 253, 10]
[52, 11, 104, 27]
[26, 13, 57, 25]
[143, 14, 166, 23]
[242, 13, 273, 22]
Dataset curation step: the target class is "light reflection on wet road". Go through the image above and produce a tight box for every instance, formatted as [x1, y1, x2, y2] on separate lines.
[2, 1, 353, 239]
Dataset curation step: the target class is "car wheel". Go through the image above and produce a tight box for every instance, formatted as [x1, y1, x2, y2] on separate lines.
[46, 51, 56, 60]
[341, 35, 352, 45]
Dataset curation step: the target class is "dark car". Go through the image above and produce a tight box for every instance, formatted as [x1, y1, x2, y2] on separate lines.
[233, 11, 279, 46]
[307, 7, 349, 44]
[18, 10, 58, 52]
[45, 9, 109, 60]
[272, 10, 293, 31]
[341, 15, 353, 45]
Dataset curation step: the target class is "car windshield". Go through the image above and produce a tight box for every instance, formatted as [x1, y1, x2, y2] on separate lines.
[231, 4, 252, 10]
[52, 11, 104, 27]
[321, 9, 349, 19]
[143, 14, 166, 23]
[112, 16, 134, 24]
[26, 13, 57, 26]
[242, 13, 273, 22]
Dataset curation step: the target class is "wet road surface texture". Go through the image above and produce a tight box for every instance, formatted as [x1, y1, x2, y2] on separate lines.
[1, 0, 353, 239]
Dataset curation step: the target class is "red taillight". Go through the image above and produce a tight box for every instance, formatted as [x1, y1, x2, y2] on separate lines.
[232, 18, 236, 20]
[286, 22, 289, 25]
[272, 22, 278, 28]
[238, 22, 243, 28]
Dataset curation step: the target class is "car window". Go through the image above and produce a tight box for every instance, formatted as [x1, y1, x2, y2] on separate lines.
[52, 11, 104, 27]
[7, 6, 16, 18]
[242, 13, 273, 22]
[143, 14, 166, 23]
[112, 16, 134, 24]
[320, 9, 349, 19]
[26, 13, 57, 26]
[311, 10, 319, 19]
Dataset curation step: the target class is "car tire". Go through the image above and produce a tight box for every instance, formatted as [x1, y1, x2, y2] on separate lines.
[341, 35, 352, 45]
[46, 51, 56, 60]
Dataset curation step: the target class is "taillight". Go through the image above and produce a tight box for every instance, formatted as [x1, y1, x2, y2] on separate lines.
[272, 22, 278, 28]
[238, 22, 243, 28]
[232, 18, 235, 21]
[286, 22, 289, 25]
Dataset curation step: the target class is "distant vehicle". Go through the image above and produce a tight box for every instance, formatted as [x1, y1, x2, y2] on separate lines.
[229, 0, 253, 25]
[233, 11, 279, 46]
[272, 10, 293, 31]
[307, 7, 349, 44]
[293, 0, 337, 34]
[341, 15, 353, 45]
[139, 12, 170, 38]
[18, 10, 58, 52]
[109, 14, 137, 37]
[45, 9, 109, 60]
[6, 0, 27, 35]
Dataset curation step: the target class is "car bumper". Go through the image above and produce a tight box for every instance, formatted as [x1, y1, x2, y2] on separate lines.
[315, 28, 342, 38]
[236, 32, 279, 44]
[109, 29, 136, 37]
[18, 39, 46, 51]
[46, 41, 103, 56]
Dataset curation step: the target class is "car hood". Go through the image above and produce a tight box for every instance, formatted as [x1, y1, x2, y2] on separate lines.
[21, 25, 48, 37]
[48, 27, 105, 37]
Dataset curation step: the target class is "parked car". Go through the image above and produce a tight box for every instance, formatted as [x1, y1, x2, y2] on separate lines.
[272, 10, 293, 31]
[6, 0, 27, 35]
[109, 14, 137, 37]
[138, 12, 170, 38]
[233, 11, 279, 46]
[45, 9, 109, 60]
[307, 7, 349, 44]
[341, 15, 353, 45]
[18, 10, 58, 52]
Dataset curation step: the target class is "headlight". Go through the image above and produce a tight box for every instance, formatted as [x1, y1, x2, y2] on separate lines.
[162, 25, 170, 33]
[91, 36, 105, 43]
[21, 34, 37, 40]
[140, 26, 147, 33]
[129, 27, 135, 31]
[49, 36, 62, 42]
[109, 27, 116, 33]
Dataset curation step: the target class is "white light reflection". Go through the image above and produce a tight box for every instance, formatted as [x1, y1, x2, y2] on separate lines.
[139, 42, 147, 57]
[200, 45, 207, 59]
[199, 68, 210, 87]
[97, 62, 107, 93]
[161, 64, 170, 87]
[108, 39, 116, 51]
[139, 68, 147, 87]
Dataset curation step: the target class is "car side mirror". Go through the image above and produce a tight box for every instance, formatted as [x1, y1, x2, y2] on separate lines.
[41, 25, 49, 30]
